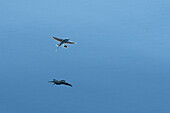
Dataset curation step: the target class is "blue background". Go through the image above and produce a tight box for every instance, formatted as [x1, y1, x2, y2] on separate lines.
[0, 0, 170, 113]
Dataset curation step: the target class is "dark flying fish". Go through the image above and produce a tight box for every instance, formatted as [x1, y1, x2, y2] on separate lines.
[48, 79, 72, 87]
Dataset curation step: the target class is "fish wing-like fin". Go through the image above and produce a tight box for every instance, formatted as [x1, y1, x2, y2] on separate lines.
[65, 41, 76, 44]
[63, 83, 72, 87]
[52, 36, 63, 42]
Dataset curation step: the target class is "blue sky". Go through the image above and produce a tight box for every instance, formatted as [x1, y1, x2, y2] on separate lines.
[0, 0, 170, 113]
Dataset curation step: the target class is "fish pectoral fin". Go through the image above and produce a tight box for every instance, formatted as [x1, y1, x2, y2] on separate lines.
[52, 36, 63, 42]
[65, 41, 76, 44]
